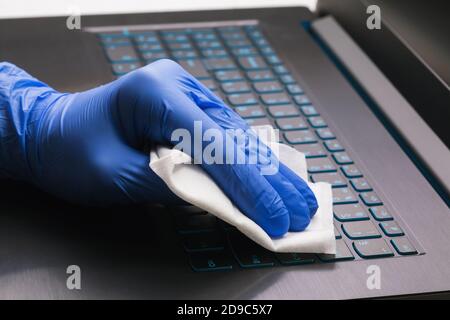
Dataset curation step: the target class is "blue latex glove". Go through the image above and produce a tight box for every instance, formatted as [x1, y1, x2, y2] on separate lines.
[0, 60, 317, 237]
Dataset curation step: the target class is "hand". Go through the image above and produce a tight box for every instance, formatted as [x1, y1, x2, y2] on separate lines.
[0, 60, 317, 237]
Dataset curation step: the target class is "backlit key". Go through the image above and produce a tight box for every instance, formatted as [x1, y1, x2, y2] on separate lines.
[275, 117, 308, 131]
[318, 239, 354, 262]
[333, 187, 358, 204]
[267, 105, 300, 118]
[391, 237, 417, 255]
[332, 152, 354, 165]
[284, 130, 317, 144]
[350, 178, 373, 192]
[308, 116, 327, 128]
[238, 56, 268, 70]
[316, 128, 336, 140]
[253, 81, 283, 93]
[215, 70, 243, 82]
[341, 165, 363, 178]
[228, 93, 258, 106]
[178, 59, 209, 79]
[353, 239, 394, 259]
[360, 191, 383, 206]
[234, 105, 265, 118]
[307, 157, 337, 173]
[247, 70, 275, 81]
[260, 93, 291, 105]
[300, 105, 319, 116]
[342, 221, 381, 239]
[293, 144, 327, 158]
[334, 203, 369, 222]
[310, 171, 347, 186]
[105, 45, 139, 62]
[324, 140, 345, 152]
[221, 81, 251, 94]
[380, 221, 404, 237]
[369, 207, 393, 221]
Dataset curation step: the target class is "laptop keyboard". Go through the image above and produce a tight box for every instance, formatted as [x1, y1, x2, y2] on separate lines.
[94, 22, 420, 271]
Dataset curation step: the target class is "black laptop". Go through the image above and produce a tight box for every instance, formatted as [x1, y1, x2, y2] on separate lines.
[0, 0, 449, 299]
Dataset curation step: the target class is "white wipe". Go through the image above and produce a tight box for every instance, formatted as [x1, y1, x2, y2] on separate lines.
[149, 126, 336, 254]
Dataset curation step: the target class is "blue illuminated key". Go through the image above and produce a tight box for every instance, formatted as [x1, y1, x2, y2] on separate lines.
[341, 165, 363, 178]
[318, 239, 354, 262]
[333, 187, 359, 204]
[334, 203, 369, 222]
[171, 50, 197, 59]
[275, 117, 308, 131]
[350, 178, 373, 192]
[228, 93, 258, 106]
[142, 51, 168, 63]
[310, 171, 347, 186]
[286, 84, 303, 95]
[307, 157, 337, 173]
[369, 207, 393, 221]
[360, 191, 383, 206]
[245, 118, 272, 127]
[167, 42, 193, 51]
[234, 105, 265, 118]
[226, 39, 252, 48]
[201, 49, 228, 58]
[334, 225, 342, 239]
[247, 70, 275, 81]
[132, 33, 159, 44]
[260, 46, 275, 56]
[380, 221, 404, 237]
[260, 93, 290, 105]
[221, 81, 251, 94]
[284, 130, 317, 144]
[182, 232, 225, 252]
[111, 62, 142, 76]
[189, 251, 233, 272]
[204, 57, 236, 71]
[229, 231, 275, 268]
[100, 35, 131, 46]
[324, 140, 345, 152]
[275, 253, 315, 265]
[293, 144, 327, 158]
[279, 74, 296, 84]
[253, 81, 283, 93]
[307, 116, 326, 128]
[232, 47, 258, 56]
[104, 45, 139, 63]
[316, 128, 336, 140]
[273, 65, 288, 74]
[238, 56, 268, 70]
[300, 105, 319, 117]
[293, 95, 311, 105]
[353, 239, 393, 258]
[253, 38, 270, 48]
[332, 152, 354, 165]
[342, 221, 381, 239]
[137, 42, 164, 52]
[391, 237, 417, 255]
[215, 70, 244, 82]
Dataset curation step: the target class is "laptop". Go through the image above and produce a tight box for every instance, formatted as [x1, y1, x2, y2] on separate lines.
[0, 0, 449, 299]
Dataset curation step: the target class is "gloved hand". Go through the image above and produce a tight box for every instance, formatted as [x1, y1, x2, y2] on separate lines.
[0, 60, 317, 237]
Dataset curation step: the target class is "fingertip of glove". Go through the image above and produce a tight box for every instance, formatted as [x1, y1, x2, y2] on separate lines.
[262, 212, 290, 238]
